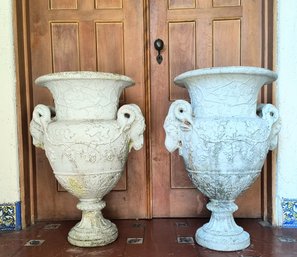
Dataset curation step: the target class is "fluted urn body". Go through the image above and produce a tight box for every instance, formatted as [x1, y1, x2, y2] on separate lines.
[30, 72, 145, 247]
[164, 67, 280, 251]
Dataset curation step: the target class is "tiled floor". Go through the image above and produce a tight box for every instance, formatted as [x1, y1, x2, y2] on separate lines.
[1, 219, 297, 257]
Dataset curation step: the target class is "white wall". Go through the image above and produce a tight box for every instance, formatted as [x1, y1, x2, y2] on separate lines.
[275, 0, 297, 226]
[0, 0, 20, 203]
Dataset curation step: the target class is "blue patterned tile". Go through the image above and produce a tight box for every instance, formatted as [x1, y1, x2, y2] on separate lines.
[282, 198, 297, 228]
[0, 202, 21, 231]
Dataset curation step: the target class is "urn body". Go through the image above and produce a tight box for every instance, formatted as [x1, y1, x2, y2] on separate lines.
[164, 67, 280, 251]
[30, 72, 145, 247]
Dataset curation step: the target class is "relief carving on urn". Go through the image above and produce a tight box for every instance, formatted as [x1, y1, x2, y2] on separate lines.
[30, 72, 145, 247]
[164, 66, 281, 251]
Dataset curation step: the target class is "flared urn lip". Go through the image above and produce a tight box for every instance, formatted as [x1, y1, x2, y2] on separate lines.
[35, 71, 135, 87]
[174, 66, 278, 87]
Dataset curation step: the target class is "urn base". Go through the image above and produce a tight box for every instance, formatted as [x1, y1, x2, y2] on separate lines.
[68, 221, 118, 247]
[195, 200, 250, 251]
[67, 200, 118, 247]
[195, 226, 250, 251]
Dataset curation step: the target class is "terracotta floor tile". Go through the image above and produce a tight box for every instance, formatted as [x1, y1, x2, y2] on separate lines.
[0, 219, 297, 257]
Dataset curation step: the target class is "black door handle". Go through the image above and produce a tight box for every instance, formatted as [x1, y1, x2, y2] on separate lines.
[154, 39, 164, 64]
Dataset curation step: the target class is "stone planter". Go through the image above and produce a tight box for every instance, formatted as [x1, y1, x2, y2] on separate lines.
[164, 66, 280, 251]
[30, 72, 145, 247]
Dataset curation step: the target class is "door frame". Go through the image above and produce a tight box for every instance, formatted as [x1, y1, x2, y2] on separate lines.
[14, 0, 275, 227]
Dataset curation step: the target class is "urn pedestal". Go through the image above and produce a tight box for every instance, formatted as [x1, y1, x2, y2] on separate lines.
[30, 72, 145, 247]
[164, 66, 280, 251]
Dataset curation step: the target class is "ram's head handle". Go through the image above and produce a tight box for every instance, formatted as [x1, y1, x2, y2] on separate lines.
[117, 104, 146, 151]
[30, 104, 55, 149]
[257, 103, 281, 150]
[163, 100, 193, 154]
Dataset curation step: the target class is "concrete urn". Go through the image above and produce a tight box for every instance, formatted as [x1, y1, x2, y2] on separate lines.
[164, 67, 280, 251]
[30, 72, 145, 247]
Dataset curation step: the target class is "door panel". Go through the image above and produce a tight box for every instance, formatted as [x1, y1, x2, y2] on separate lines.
[169, 0, 196, 9]
[95, 0, 123, 9]
[95, 23, 124, 73]
[51, 23, 80, 71]
[169, 22, 195, 100]
[29, 0, 147, 220]
[150, 0, 263, 217]
[50, 0, 78, 10]
[213, 19, 241, 66]
[213, 0, 240, 7]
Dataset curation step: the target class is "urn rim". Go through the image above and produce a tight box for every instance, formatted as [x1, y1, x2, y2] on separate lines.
[35, 71, 135, 87]
[174, 66, 278, 87]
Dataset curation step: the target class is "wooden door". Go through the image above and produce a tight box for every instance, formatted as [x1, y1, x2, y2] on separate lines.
[28, 0, 268, 221]
[29, 0, 148, 220]
[150, 0, 264, 217]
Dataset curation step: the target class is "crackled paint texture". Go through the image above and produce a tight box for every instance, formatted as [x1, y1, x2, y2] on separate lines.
[164, 67, 280, 251]
[30, 72, 145, 247]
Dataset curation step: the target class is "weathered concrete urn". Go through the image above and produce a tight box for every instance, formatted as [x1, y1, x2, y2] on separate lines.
[30, 72, 145, 247]
[164, 66, 280, 251]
